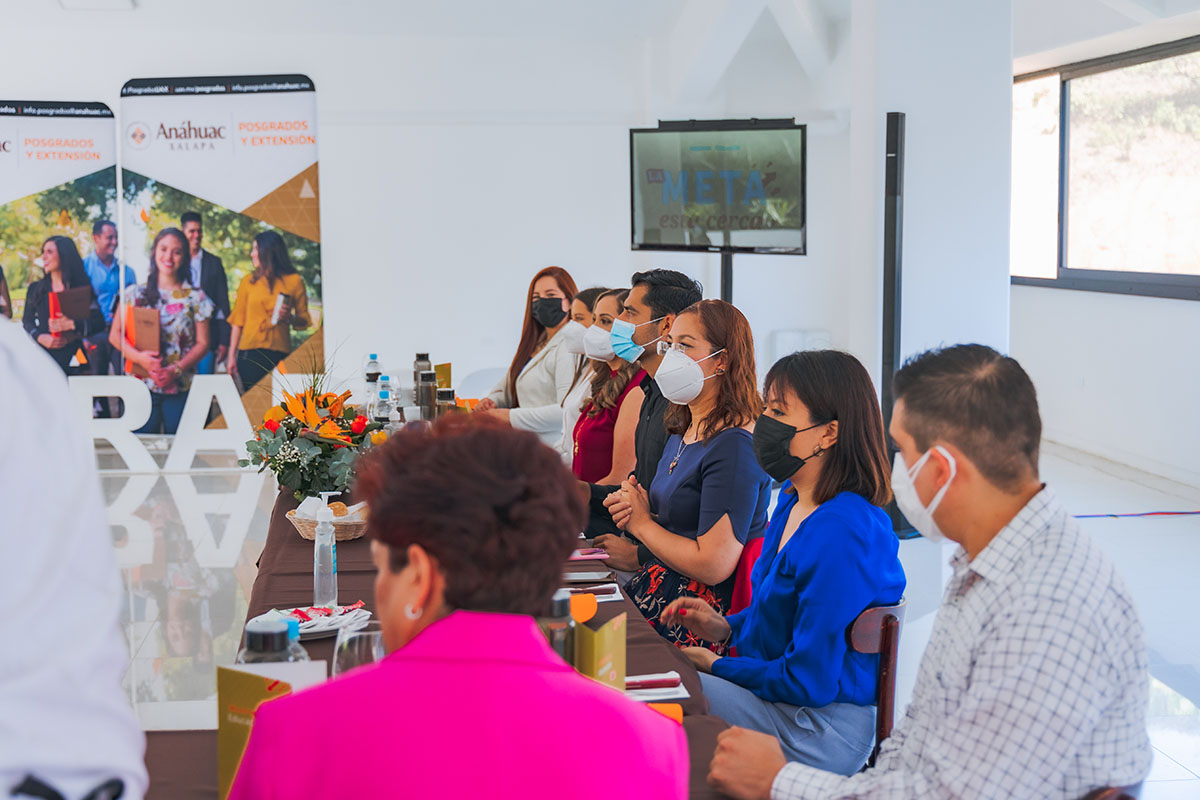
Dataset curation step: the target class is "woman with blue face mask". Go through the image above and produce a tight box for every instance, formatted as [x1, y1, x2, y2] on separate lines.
[661, 350, 906, 776]
[478, 266, 582, 448]
[603, 300, 770, 652]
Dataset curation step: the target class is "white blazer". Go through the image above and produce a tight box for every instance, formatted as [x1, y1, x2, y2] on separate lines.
[487, 326, 581, 447]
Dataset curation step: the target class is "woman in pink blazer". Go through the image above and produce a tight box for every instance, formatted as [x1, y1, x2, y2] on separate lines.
[230, 417, 688, 800]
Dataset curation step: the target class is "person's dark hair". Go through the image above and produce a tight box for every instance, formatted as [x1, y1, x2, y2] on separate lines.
[664, 299, 761, 440]
[506, 266, 578, 406]
[42, 236, 91, 290]
[356, 415, 585, 616]
[92, 219, 116, 236]
[764, 351, 892, 507]
[250, 230, 298, 289]
[573, 286, 607, 313]
[142, 228, 191, 306]
[585, 288, 640, 416]
[892, 344, 1041, 491]
[180, 211, 202, 227]
[630, 269, 703, 319]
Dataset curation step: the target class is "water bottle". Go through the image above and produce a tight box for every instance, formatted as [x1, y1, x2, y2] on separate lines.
[374, 390, 394, 426]
[387, 405, 404, 435]
[363, 353, 380, 417]
[236, 620, 293, 664]
[284, 618, 311, 661]
[314, 492, 338, 610]
[379, 374, 393, 400]
[540, 588, 575, 666]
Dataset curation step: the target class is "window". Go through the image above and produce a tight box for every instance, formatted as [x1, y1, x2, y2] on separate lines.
[1011, 36, 1200, 300]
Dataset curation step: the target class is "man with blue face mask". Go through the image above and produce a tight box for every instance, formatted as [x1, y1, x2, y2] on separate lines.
[709, 344, 1151, 800]
[583, 269, 702, 566]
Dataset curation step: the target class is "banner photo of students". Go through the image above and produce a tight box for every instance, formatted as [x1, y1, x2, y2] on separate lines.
[120, 75, 321, 428]
[0, 101, 117, 377]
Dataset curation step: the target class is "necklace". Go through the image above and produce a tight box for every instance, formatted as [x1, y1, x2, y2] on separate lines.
[668, 435, 689, 474]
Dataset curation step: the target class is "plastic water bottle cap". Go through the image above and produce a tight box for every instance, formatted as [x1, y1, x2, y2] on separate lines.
[285, 618, 300, 642]
[380, 375, 390, 381]
[378, 390, 390, 400]
[369, 353, 377, 359]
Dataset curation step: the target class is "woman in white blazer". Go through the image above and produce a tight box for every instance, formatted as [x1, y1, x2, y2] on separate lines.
[478, 266, 582, 448]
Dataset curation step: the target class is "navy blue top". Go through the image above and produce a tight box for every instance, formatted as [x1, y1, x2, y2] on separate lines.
[712, 488, 906, 709]
[648, 429, 771, 548]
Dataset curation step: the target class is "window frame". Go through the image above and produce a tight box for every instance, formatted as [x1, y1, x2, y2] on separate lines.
[1011, 35, 1200, 301]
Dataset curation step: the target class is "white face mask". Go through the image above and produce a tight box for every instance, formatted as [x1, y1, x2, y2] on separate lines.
[560, 320, 588, 355]
[655, 347, 725, 406]
[583, 323, 616, 361]
[891, 447, 957, 543]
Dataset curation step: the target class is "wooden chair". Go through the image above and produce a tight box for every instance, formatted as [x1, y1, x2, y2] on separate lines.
[1079, 784, 1142, 800]
[846, 598, 907, 768]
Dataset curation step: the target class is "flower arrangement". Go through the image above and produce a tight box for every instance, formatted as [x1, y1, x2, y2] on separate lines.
[239, 387, 388, 501]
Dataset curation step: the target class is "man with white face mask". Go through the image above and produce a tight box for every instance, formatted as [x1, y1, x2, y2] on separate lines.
[708, 344, 1151, 800]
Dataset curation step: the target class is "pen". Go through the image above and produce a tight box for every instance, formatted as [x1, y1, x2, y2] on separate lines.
[568, 585, 618, 595]
[626, 677, 682, 690]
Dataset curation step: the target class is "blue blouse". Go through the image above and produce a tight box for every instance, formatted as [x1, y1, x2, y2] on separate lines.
[711, 488, 906, 709]
[648, 429, 771, 547]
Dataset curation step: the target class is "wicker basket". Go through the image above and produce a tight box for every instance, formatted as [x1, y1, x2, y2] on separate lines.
[286, 509, 368, 542]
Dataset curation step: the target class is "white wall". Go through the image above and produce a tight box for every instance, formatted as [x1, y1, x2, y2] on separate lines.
[2, 0, 1015, 402]
[1011, 285, 1200, 487]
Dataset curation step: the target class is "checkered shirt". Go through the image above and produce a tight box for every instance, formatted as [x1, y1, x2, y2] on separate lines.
[771, 487, 1152, 799]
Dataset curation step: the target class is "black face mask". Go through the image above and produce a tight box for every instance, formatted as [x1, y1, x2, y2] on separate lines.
[753, 414, 823, 482]
[531, 297, 567, 328]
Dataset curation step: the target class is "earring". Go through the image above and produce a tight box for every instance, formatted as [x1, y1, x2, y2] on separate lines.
[404, 604, 422, 620]
[813, 444, 825, 457]
[716, 367, 726, 374]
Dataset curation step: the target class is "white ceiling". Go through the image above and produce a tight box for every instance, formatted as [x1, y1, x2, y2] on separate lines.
[14, 0, 1200, 69]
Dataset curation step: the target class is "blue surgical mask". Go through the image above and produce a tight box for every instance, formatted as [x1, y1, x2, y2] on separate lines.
[610, 316, 665, 363]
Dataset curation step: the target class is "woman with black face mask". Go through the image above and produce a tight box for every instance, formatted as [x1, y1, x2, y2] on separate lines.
[659, 350, 906, 777]
[477, 266, 582, 447]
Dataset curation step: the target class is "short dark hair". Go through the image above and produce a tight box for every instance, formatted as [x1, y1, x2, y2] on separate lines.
[630, 269, 703, 319]
[764, 350, 892, 507]
[180, 211, 202, 227]
[892, 344, 1041, 491]
[92, 219, 116, 236]
[355, 415, 585, 616]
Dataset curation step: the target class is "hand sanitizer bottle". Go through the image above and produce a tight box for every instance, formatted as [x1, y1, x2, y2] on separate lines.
[314, 491, 339, 609]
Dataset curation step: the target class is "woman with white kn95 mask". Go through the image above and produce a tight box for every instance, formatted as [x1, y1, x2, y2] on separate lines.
[603, 299, 771, 651]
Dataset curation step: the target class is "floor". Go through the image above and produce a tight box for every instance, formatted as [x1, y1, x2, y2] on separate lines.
[103, 441, 1200, 793]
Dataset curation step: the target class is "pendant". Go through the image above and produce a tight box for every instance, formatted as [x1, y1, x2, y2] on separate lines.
[669, 457, 679, 474]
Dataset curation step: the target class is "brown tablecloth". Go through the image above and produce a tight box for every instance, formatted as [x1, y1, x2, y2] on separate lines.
[146, 492, 731, 799]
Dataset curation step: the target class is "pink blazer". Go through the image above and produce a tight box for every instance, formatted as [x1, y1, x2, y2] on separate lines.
[229, 610, 689, 799]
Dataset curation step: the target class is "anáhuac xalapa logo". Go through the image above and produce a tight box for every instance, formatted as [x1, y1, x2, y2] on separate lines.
[128, 120, 228, 152]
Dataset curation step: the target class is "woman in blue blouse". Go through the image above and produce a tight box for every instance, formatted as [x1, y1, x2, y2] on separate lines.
[604, 300, 770, 651]
[662, 350, 905, 775]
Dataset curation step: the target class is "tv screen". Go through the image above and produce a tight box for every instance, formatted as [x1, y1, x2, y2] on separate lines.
[630, 122, 806, 254]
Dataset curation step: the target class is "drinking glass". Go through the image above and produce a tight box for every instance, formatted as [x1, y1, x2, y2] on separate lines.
[332, 620, 385, 676]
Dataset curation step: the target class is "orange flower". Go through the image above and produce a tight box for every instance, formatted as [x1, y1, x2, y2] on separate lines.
[326, 390, 353, 418]
[369, 430, 387, 446]
[283, 390, 321, 428]
[316, 418, 350, 443]
[263, 405, 288, 424]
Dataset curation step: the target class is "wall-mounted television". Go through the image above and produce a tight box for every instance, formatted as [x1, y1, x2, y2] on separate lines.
[630, 119, 806, 255]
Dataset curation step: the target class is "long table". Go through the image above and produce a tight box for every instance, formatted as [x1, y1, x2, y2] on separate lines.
[144, 492, 732, 799]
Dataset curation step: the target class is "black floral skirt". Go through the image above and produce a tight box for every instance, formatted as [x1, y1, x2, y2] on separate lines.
[626, 558, 733, 654]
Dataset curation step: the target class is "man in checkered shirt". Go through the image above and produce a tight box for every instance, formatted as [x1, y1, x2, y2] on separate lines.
[709, 344, 1152, 799]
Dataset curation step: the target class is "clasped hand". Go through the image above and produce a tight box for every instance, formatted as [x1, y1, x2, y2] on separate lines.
[602, 475, 650, 534]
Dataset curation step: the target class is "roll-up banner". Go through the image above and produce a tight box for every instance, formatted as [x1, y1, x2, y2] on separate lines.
[120, 74, 322, 425]
[0, 101, 117, 325]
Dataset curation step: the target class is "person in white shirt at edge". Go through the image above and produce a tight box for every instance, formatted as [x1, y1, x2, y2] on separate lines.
[556, 286, 609, 461]
[709, 343, 1151, 800]
[477, 266, 582, 448]
[0, 322, 148, 799]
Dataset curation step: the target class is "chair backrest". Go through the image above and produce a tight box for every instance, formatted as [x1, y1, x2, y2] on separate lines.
[729, 536, 763, 616]
[846, 598, 907, 768]
[1079, 785, 1142, 800]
